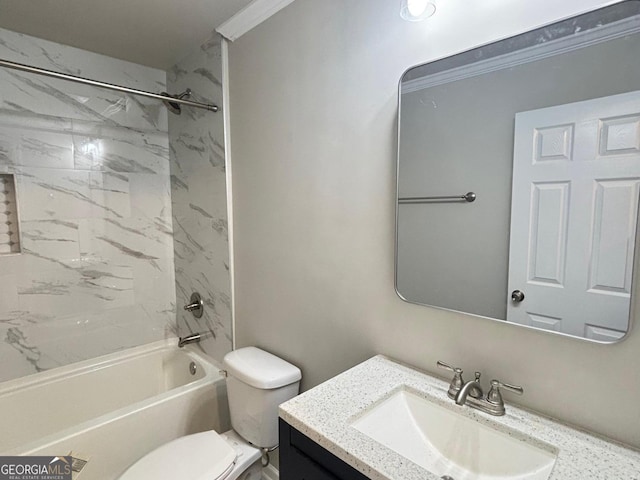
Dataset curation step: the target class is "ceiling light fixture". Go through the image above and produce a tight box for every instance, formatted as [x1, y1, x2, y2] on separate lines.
[400, 0, 436, 21]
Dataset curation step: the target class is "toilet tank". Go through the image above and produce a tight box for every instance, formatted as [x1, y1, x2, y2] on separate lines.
[223, 347, 301, 449]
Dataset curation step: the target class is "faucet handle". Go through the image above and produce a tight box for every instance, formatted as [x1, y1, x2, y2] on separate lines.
[487, 379, 523, 410]
[183, 292, 204, 319]
[436, 360, 457, 372]
[493, 379, 523, 395]
[437, 361, 464, 399]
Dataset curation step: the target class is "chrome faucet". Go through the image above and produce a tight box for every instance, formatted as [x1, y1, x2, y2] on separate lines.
[437, 361, 523, 416]
[178, 333, 202, 348]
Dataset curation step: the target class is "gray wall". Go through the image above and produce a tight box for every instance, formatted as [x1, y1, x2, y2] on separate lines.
[228, 0, 640, 448]
[168, 35, 233, 363]
[397, 34, 640, 320]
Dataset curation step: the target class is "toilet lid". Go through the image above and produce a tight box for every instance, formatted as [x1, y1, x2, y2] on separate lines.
[119, 431, 237, 480]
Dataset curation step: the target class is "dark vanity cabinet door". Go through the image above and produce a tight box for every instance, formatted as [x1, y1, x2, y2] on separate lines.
[279, 419, 370, 480]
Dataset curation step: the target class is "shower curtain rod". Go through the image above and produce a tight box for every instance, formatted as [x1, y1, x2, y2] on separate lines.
[0, 58, 219, 113]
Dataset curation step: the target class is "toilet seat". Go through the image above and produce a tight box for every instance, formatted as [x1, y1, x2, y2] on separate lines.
[119, 431, 237, 480]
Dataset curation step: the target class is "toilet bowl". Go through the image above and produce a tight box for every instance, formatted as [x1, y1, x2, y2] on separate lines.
[119, 347, 301, 480]
[118, 429, 262, 480]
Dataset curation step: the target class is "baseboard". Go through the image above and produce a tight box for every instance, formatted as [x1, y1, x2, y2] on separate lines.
[262, 463, 279, 480]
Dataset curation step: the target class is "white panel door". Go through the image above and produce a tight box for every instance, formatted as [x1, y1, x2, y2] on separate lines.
[507, 91, 640, 339]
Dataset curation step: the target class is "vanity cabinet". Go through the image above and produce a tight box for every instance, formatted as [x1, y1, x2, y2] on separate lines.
[279, 419, 369, 480]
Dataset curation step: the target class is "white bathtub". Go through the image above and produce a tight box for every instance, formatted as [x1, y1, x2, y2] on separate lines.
[0, 339, 229, 480]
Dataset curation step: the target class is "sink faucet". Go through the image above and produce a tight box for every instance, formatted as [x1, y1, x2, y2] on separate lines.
[437, 361, 523, 416]
[454, 372, 484, 406]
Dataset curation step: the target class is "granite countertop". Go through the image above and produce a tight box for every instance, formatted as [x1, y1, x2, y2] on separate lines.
[279, 355, 640, 480]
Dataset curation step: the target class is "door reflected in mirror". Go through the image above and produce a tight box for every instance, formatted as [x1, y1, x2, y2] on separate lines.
[395, 1, 640, 342]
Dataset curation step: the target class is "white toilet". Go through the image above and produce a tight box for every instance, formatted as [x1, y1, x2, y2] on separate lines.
[119, 347, 301, 480]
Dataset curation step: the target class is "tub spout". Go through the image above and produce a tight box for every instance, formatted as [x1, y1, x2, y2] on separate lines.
[178, 333, 202, 348]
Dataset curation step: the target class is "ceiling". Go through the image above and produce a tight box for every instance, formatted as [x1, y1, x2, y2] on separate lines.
[0, 0, 255, 70]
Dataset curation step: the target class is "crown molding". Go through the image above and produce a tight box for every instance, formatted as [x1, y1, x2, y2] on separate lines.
[402, 16, 640, 95]
[216, 0, 297, 41]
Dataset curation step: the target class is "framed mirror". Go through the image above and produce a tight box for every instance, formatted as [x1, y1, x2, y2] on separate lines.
[395, 1, 640, 342]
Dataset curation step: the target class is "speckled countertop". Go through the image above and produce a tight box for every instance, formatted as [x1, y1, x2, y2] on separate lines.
[279, 355, 640, 480]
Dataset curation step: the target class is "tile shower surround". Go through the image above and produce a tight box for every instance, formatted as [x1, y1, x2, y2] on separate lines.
[0, 28, 176, 382]
[168, 35, 233, 363]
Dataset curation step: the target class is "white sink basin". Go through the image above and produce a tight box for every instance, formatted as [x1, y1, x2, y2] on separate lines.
[351, 389, 557, 480]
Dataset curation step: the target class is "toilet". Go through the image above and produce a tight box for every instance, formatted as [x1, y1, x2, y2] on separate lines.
[119, 347, 301, 480]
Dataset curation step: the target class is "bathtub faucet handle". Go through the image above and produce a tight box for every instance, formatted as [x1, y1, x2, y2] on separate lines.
[183, 292, 204, 318]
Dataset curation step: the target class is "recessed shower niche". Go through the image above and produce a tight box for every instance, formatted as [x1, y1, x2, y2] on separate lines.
[0, 173, 20, 255]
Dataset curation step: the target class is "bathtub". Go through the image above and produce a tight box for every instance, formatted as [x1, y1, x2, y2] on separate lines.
[0, 339, 229, 480]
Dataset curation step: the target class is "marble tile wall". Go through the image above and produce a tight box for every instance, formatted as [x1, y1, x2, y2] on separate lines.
[168, 35, 232, 363]
[0, 28, 176, 382]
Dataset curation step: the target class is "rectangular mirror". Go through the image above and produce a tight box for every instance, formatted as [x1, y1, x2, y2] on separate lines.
[396, 1, 640, 342]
